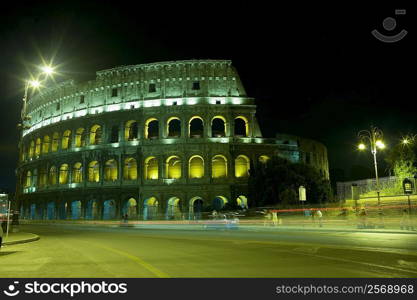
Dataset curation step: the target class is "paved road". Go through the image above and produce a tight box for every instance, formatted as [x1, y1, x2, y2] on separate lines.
[1, 224, 417, 278]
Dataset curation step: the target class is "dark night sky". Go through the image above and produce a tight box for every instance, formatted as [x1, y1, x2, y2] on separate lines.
[0, 2, 413, 193]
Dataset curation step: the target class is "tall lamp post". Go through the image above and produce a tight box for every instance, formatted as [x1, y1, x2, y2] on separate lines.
[357, 126, 386, 207]
[15, 65, 55, 222]
[19, 66, 54, 126]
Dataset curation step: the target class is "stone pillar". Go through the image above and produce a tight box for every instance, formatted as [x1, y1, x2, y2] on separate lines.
[119, 120, 125, 142]
[71, 130, 76, 149]
[115, 196, 121, 219]
[158, 156, 164, 180]
[229, 117, 235, 137]
[158, 117, 164, 139]
[82, 155, 87, 187]
[207, 115, 212, 138]
[81, 199, 87, 219]
[206, 153, 211, 180]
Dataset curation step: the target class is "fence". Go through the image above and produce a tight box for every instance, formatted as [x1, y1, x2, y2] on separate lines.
[336, 176, 415, 201]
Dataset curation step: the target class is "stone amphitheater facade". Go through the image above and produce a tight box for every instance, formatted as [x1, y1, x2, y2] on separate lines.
[16, 59, 329, 220]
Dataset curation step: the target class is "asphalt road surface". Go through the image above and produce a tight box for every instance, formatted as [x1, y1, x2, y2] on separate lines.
[1, 224, 417, 278]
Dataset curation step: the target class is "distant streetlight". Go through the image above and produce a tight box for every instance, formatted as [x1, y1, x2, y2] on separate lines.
[401, 134, 417, 146]
[358, 126, 386, 207]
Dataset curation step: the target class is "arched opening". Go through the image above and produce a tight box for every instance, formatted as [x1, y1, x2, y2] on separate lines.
[235, 155, 250, 178]
[145, 118, 159, 139]
[59, 164, 69, 184]
[35, 138, 41, 156]
[25, 170, 32, 187]
[143, 197, 159, 220]
[211, 116, 226, 137]
[145, 156, 158, 180]
[62, 130, 72, 150]
[104, 159, 118, 181]
[167, 197, 182, 219]
[103, 200, 116, 220]
[47, 202, 55, 220]
[71, 201, 82, 219]
[125, 120, 138, 141]
[234, 116, 249, 137]
[89, 124, 102, 145]
[52, 132, 60, 152]
[75, 128, 86, 147]
[123, 158, 137, 180]
[166, 156, 182, 179]
[189, 155, 204, 178]
[167, 117, 181, 138]
[259, 155, 271, 164]
[49, 166, 57, 185]
[42, 135, 50, 154]
[86, 200, 99, 220]
[88, 161, 100, 182]
[212, 155, 227, 178]
[189, 116, 204, 138]
[123, 198, 138, 219]
[213, 196, 228, 211]
[72, 162, 83, 183]
[236, 195, 248, 209]
[28, 140, 35, 158]
[189, 197, 204, 220]
[39, 167, 47, 187]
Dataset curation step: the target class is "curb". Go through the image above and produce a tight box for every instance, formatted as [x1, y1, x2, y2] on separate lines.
[2, 234, 40, 246]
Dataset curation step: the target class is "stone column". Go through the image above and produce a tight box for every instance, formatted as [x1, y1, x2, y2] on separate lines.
[206, 115, 212, 138]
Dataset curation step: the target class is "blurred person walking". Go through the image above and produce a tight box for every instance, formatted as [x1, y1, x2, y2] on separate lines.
[316, 210, 323, 227]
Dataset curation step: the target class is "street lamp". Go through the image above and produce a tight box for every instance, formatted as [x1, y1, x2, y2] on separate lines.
[357, 126, 386, 207]
[16, 64, 56, 222]
[401, 134, 417, 146]
[20, 65, 56, 127]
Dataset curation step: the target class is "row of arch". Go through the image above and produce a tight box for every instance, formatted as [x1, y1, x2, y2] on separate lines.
[23, 115, 250, 160]
[21, 195, 249, 220]
[22, 155, 271, 188]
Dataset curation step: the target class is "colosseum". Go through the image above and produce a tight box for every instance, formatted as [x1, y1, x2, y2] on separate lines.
[16, 59, 329, 220]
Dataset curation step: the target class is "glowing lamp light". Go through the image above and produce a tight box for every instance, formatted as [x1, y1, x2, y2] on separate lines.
[358, 143, 366, 150]
[375, 140, 385, 149]
[403, 139, 410, 145]
[29, 80, 41, 88]
[41, 65, 54, 75]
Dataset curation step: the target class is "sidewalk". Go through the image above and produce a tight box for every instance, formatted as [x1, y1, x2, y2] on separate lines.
[1, 232, 40, 246]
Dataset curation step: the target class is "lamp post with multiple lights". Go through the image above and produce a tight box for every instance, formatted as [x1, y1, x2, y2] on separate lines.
[19, 65, 54, 128]
[15, 65, 55, 224]
[357, 126, 386, 207]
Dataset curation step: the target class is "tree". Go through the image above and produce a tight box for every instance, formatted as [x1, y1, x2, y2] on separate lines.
[248, 156, 333, 206]
[385, 143, 417, 180]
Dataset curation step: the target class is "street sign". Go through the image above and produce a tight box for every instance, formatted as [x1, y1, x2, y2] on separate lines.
[403, 178, 413, 194]
[299, 186, 306, 201]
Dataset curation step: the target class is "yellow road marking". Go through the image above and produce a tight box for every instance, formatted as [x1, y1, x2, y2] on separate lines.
[88, 242, 170, 278]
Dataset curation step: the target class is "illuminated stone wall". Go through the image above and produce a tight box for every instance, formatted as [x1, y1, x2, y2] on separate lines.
[17, 60, 329, 220]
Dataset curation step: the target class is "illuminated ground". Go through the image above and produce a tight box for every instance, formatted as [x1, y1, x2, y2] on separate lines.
[1, 224, 417, 278]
